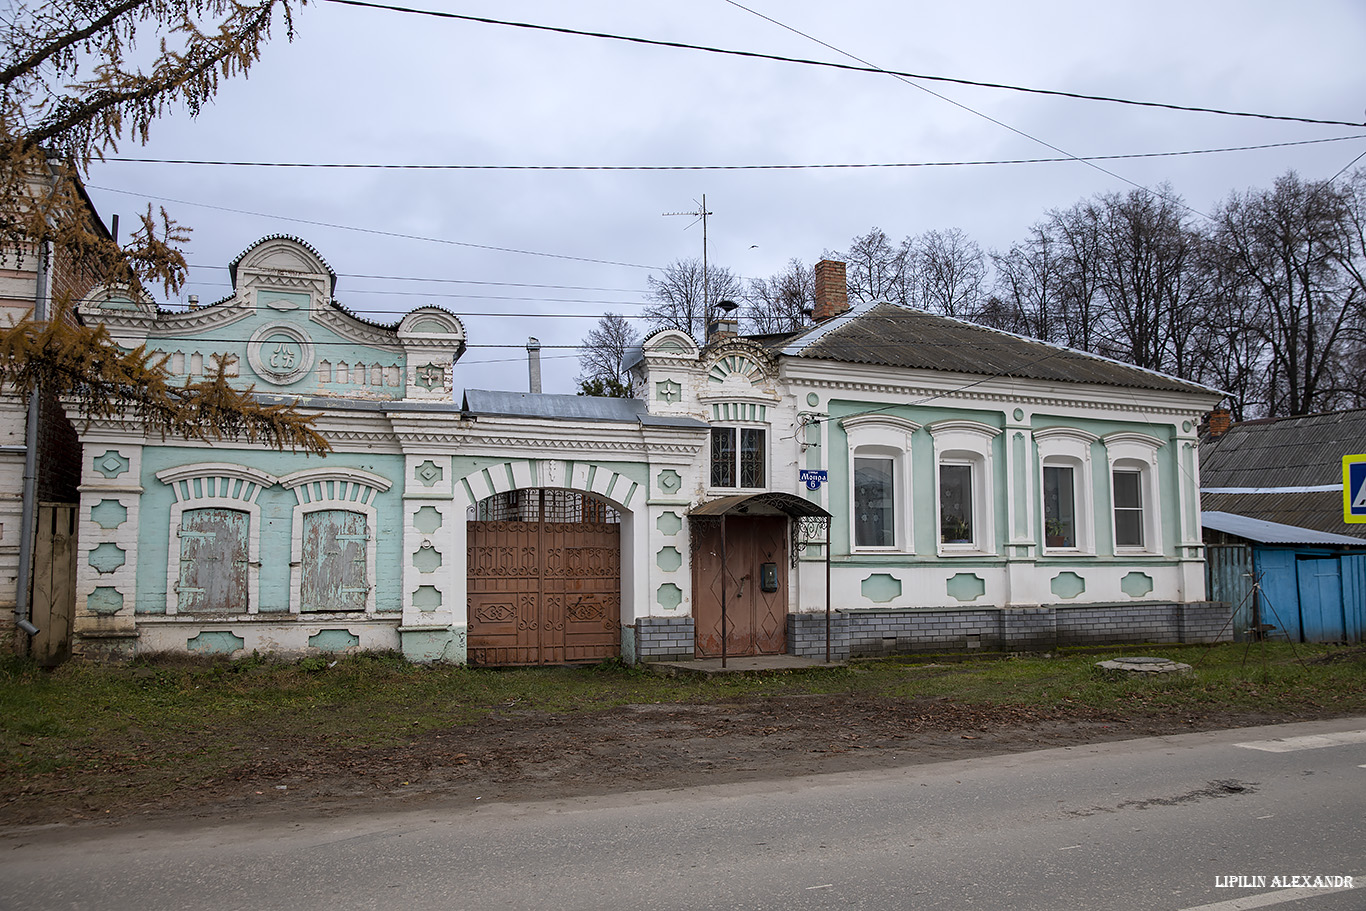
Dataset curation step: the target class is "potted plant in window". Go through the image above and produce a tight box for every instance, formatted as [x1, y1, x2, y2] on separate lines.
[1045, 518, 1070, 548]
[941, 515, 972, 544]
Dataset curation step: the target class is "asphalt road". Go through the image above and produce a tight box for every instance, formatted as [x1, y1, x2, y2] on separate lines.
[2, 717, 1363, 911]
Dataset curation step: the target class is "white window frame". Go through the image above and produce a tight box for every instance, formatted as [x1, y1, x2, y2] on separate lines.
[1102, 432, 1164, 555]
[279, 468, 393, 615]
[156, 463, 278, 616]
[1034, 427, 1097, 555]
[928, 420, 1000, 556]
[841, 415, 919, 553]
[708, 423, 769, 492]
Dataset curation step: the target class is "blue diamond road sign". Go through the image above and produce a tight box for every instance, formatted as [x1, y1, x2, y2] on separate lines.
[1346, 455, 1366, 524]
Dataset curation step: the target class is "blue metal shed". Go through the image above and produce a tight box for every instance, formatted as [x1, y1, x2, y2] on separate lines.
[1203, 512, 1366, 643]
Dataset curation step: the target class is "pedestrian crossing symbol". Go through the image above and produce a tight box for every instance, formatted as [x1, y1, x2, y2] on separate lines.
[1346, 454, 1366, 524]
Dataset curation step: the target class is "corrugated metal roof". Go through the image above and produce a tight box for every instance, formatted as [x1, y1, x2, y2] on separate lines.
[461, 389, 708, 429]
[1202, 511, 1366, 546]
[771, 303, 1220, 396]
[1200, 408, 1366, 489]
[1200, 491, 1366, 542]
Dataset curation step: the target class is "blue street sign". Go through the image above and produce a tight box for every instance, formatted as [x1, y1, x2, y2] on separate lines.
[798, 469, 827, 491]
[1346, 455, 1366, 524]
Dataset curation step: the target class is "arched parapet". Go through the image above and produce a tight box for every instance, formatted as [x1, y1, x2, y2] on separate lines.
[230, 235, 337, 300]
[397, 307, 466, 400]
[452, 460, 642, 514]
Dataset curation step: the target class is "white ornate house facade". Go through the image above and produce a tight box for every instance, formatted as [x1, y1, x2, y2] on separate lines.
[61, 244, 1229, 664]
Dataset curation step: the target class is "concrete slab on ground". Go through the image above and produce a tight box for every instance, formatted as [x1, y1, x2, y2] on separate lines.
[645, 655, 844, 677]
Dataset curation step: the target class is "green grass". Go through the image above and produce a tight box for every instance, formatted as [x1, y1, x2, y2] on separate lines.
[1, 643, 1362, 815]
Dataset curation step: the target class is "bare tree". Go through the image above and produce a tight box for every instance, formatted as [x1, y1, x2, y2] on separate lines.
[1080, 187, 1202, 373]
[842, 228, 912, 304]
[2, 0, 305, 295]
[1211, 172, 1361, 415]
[1048, 202, 1107, 353]
[576, 312, 640, 397]
[911, 228, 985, 319]
[989, 224, 1066, 342]
[744, 257, 813, 334]
[1195, 237, 1271, 420]
[643, 257, 743, 341]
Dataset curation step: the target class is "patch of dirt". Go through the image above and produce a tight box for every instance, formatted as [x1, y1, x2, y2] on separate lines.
[0, 695, 1330, 833]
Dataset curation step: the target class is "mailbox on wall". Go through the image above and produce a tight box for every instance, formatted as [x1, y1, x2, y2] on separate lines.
[760, 562, 779, 592]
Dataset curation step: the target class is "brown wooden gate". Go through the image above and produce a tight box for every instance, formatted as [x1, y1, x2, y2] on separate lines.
[467, 489, 621, 666]
[692, 515, 788, 657]
[31, 504, 76, 666]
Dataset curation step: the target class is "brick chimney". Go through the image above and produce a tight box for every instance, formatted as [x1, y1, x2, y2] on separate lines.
[813, 259, 848, 322]
[1206, 407, 1232, 437]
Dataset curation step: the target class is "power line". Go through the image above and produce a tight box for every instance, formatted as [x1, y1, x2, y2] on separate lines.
[183, 265, 647, 293]
[323, 0, 1364, 129]
[100, 134, 1366, 171]
[719, 0, 1206, 218]
[83, 184, 662, 270]
[176, 282, 649, 307]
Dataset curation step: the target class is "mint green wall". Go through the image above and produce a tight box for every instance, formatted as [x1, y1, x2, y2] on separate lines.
[135, 447, 406, 614]
[824, 400, 1181, 563]
[825, 401, 1007, 564]
[147, 297, 405, 399]
[1031, 413, 1179, 558]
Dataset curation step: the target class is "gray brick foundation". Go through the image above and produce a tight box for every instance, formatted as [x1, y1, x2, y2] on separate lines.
[788, 602, 1232, 660]
[633, 616, 695, 661]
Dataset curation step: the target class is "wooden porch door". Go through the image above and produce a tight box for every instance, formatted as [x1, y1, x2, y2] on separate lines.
[692, 515, 788, 657]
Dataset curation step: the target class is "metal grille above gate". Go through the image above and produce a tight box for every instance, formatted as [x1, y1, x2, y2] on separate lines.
[467, 488, 621, 666]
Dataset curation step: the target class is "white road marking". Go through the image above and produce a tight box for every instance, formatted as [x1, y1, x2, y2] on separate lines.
[1233, 731, 1366, 753]
[1180, 883, 1358, 911]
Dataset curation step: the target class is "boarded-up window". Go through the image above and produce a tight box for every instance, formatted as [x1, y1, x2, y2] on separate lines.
[177, 507, 249, 613]
[301, 509, 369, 612]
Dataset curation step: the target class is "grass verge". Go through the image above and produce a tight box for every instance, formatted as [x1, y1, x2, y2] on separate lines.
[1, 643, 1362, 821]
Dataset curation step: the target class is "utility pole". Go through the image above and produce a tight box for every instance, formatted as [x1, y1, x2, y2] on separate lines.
[663, 195, 714, 322]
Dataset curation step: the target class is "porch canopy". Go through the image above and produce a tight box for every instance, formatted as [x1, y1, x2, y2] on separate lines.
[688, 491, 831, 519]
[688, 491, 834, 665]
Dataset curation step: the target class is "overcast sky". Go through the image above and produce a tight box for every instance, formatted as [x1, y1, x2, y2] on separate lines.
[82, 0, 1366, 395]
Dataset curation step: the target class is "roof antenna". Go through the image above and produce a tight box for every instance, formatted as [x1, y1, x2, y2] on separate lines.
[663, 194, 714, 326]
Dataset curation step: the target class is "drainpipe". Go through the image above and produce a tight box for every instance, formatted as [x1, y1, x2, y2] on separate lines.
[14, 240, 51, 641]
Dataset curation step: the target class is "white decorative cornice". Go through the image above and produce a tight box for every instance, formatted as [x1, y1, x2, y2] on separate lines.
[149, 302, 254, 334]
[839, 414, 922, 434]
[926, 419, 1003, 439]
[310, 306, 403, 350]
[278, 467, 393, 491]
[155, 463, 279, 488]
[696, 389, 782, 406]
[1033, 426, 1100, 445]
[1102, 431, 1166, 450]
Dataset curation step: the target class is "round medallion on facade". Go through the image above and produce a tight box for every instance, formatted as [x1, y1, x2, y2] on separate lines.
[248, 323, 315, 385]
